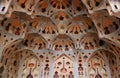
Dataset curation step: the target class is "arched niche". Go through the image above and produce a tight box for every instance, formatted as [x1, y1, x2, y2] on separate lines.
[21, 56, 40, 78]
[2, 49, 37, 78]
[23, 33, 47, 50]
[92, 49, 119, 78]
[28, 16, 58, 35]
[15, 0, 37, 14]
[88, 52, 108, 78]
[0, 39, 23, 65]
[66, 16, 96, 35]
[20, 51, 51, 78]
[104, 51, 119, 78]
[0, 12, 28, 36]
[80, 33, 102, 50]
[90, 48, 120, 78]
[52, 34, 75, 52]
[53, 54, 74, 78]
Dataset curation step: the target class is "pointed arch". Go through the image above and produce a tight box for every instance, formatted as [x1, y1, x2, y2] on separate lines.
[88, 51, 108, 78]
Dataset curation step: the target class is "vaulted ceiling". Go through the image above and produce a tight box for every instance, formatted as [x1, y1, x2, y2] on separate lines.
[0, 0, 119, 56]
[0, 0, 120, 78]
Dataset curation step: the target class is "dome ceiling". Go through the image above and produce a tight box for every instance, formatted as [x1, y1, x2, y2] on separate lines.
[0, 0, 119, 63]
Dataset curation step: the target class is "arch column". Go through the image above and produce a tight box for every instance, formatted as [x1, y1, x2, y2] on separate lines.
[104, 54, 112, 78]
[49, 57, 54, 78]
[106, 60, 111, 78]
[39, 60, 44, 78]
[0, 48, 4, 62]
[84, 62, 89, 78]
[74, 57, 79, 78]
[17, 54, 28, 78]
